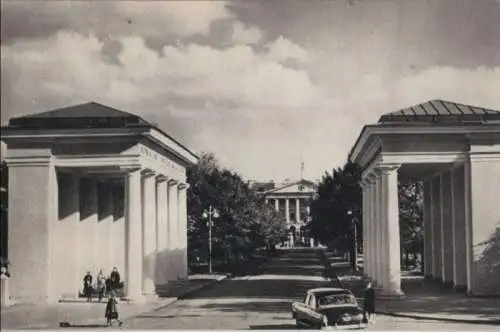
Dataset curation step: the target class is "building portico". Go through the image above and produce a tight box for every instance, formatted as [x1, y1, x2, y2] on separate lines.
[1, 102, 198, 304]
[350, 100, 500, 297]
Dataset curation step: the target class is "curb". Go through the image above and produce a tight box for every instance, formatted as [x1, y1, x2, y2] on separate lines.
[176, 274, 230, 300]
[336, 275, 500, 326]
[377, 311, 500, 326]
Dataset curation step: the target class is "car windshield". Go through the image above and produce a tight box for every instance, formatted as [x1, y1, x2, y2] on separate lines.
[317, 293, 357, 307]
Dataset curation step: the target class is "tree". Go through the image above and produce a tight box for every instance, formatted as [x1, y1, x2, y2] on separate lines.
[399, 181, 423, 269]
[309, 161, 362, 268]
[186, 152, 287, 267]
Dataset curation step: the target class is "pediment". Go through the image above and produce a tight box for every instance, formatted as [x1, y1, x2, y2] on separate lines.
[266, 180, 316, 194]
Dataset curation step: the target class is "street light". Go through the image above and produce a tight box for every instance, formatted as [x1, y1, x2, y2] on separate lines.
[347, 209, 358, 271]
[202, 205, 219, 274]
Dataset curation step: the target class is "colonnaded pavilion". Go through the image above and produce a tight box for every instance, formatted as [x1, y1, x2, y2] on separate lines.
[1, 102, 198, 304]
[349, 99, 500, 297]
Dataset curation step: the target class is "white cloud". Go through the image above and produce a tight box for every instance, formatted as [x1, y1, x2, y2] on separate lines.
[1, 31, 321, 123]
[266, 36, 311, 63]
[230, 21, 262, 45]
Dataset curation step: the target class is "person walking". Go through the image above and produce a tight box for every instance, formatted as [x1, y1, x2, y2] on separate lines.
[363, 282, 376, 324]
[105, 292, 123, 327]
[83, 271, 93, 302]
[96, 270, 106, 303]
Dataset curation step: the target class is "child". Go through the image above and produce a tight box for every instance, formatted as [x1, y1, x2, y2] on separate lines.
[105, 292, 123, 327]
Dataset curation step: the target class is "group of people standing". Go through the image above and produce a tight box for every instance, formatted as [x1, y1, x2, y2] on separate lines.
[82, 267, 122, 303]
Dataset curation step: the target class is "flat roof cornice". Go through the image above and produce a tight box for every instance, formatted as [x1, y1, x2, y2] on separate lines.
[0, 126, 199, 166]
[349, 124, 500, 165]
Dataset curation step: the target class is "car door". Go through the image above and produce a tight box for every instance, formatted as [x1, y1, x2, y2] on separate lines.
[307, 295, 324, 328]
[295, 294, 310, 324]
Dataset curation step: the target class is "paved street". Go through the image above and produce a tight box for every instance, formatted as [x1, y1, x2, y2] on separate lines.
[123, 248, 498, 330]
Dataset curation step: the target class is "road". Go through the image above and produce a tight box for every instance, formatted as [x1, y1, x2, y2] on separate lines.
[124, 248, 498, 330]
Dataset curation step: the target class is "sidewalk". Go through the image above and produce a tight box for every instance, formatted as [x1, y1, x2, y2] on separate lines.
[337, 273, 500, 325]
[1, 274, 228, 329]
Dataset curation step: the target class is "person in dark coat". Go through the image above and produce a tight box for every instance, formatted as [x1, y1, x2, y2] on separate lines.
[109, 267, 121, 291]
[83, 271, 93, 302]
[105, 292, 122, 326]
[363, 282, 376, 323]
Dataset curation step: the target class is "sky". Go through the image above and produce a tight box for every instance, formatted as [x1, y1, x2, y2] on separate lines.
[1, 0, 500, 182]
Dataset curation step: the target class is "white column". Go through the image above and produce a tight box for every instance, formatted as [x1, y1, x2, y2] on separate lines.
[54, 172, 80, 299]
[368, 180, 374, 280]
[167, 179, 179, 281]
[450, 168, 457, 285]
[423, 179, 433, 278]
[142, 170, 157, 295]
[155, 176, 168, 285]
[363, 179, 373, 278]
[373, 175, 382, 286]
[379, 166, 404, 297]
[111, 182, 126, 281]
[296, 198, 300, 223]
[285, 198, 290, 224]
[102, 182, 114, 276]
[364, 181, 370, 278]
[361, 182, 368, 277]
[463, 160, 473, 293]
[429, 180, 436, 277]
[125, 169, 143, 301]
[79, 178, 98, 282]
[274, 198, 279, 212]
[178, 183, 189, 279]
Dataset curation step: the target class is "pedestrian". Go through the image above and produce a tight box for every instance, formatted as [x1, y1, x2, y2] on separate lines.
[83, 271, 93, 302]
[109, 267, 121, 292]
[105, 292, 123, 327]
[96, 270, 106, 303]
[363, 282, 376, 324]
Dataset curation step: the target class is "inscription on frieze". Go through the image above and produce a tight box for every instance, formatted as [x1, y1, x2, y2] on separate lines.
[139, 145, 184, 176]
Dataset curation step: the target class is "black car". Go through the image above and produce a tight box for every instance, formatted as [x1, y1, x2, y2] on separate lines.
[292, 287, 366, 329]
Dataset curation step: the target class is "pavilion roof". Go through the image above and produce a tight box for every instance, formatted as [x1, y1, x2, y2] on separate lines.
[7, 102, 151, 128]
[378, 100, 500, 125]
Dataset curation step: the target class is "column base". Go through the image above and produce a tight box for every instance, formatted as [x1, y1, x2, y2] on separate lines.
[121, 294, 147, 303]
[378, 289, 406, 300]
[143, 293, 159, 301]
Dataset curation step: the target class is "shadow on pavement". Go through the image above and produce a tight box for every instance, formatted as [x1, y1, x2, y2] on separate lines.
[248, 324, 299, 329]
[59, 322, 107, 328]
[182, 278, 339, 300]
[133, 314, 201, 319]
[196, 300, 292, 314]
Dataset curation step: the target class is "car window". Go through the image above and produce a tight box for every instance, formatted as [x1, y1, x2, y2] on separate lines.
[308, 295, 316, 309]
[317, 293, 357, 307]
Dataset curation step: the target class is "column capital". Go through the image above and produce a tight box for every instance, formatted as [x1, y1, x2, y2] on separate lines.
[120, 166, 142, 173]
[156, 174, 169, 182]
[141, 168, 156, 178]
[377, 163, 401, 175]
[178, 183, 190, 190]
[365, 172, 377, 184]
[168, 179, 179, 186]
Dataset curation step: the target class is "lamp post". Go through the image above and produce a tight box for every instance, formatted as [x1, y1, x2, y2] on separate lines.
[347, 209, 358, 271]
[202, 205, 219, 274]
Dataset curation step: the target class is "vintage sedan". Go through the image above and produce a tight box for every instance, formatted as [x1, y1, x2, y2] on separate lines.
[292, 287, 366, 329]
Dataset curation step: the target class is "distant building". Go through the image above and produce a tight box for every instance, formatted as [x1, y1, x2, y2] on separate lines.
[252, 179, 317, 246]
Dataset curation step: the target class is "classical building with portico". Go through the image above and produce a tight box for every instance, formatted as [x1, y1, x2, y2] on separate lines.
[253, 179, 316, 246]
[349, 100, 500, 297]
[0, 102, 198, 304]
